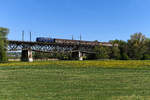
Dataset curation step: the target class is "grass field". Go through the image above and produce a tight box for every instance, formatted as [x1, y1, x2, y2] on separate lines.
[0, 60, 150, 100]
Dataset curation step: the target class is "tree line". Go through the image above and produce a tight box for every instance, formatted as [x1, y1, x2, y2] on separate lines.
[94, 32, 150, 60]
[1, 27, 150, 61]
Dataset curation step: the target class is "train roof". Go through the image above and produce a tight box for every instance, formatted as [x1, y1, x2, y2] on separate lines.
[55, 38, 113, 44]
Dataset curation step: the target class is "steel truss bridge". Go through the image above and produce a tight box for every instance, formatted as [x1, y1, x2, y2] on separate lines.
[8, 40, 109, 52]
[8, 40, 114, 61]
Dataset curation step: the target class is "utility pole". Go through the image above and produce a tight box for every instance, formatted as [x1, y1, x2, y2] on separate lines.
[30, 32, 32, 42]
[72, 35, 74, 40]
[80, 34, 82, 41]
[22, 30, 24, 41]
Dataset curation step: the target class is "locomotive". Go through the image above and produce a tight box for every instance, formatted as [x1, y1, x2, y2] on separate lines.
[36, 37, 55, 43]
[36, 37, 114, 46]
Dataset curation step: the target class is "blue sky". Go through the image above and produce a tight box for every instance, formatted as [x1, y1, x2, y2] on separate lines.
[0, 0, 150, 42]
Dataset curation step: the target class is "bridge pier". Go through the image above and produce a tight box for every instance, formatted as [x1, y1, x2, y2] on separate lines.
[21, 50, 33, 62]
[72, 51, 85, 60]
[79, 51, 83, 61]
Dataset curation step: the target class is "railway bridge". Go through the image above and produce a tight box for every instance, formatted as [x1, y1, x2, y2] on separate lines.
[8, 40, 114, 62]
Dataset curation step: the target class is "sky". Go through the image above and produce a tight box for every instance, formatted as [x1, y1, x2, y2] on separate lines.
[0, 0, 150, 42]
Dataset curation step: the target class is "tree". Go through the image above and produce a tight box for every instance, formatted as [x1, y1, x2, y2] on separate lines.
[0, 27, 9, 62]
[110, 40, 129, 60]
[94, 46, 110, 59]
[110, 46, 120, 60]
[127, 32, 147, 60]
[142, 39, 150, 60]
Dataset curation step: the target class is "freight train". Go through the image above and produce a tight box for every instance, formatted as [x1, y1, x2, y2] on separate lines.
[36, 37, 115, 46]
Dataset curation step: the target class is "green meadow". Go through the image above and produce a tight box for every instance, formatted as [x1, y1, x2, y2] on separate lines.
[0, 60, 150, 100]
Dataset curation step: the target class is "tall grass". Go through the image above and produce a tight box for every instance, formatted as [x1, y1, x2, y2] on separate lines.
[1, 60, 150, 68]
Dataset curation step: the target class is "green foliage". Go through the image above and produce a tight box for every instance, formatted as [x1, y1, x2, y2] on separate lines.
[0, 27, 9, 62]
[143, 39, 150, 59]
[142, 54, 150, 60]
[86, 53, 96, 60]
[94, 46, 110, 59]
[56, 53, 72, 60]
[108, 32, 150, 60]
[33, 52, 57, 59]
[33, 52, 72, 60]
[128, 32, 147, 60]
[121, 53, 129, 60]
[110, 40, 128, 60]
[110, 46, 121, 60]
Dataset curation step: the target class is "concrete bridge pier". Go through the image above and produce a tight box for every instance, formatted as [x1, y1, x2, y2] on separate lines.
[21, 50, 33, 62]
[79, 51, 84, 61]
[72, 51, 85, 60]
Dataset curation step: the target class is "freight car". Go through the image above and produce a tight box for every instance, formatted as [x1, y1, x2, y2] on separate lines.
[36, 37, 115, 46]
[54, 38, 99, 45]
[36, 37, 99, 45]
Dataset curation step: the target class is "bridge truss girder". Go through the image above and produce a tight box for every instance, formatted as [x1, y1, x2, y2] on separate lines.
[8, 40, 95, 53]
